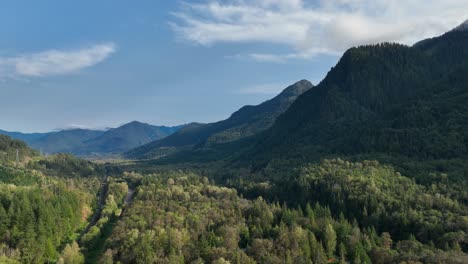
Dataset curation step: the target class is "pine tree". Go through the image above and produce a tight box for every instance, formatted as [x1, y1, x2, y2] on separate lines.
[324, 223, 337, 258]
[339, 243, 347, 264]
[59, 242, 84, 264]
[380, 232, 392, 250]
[313, 242, 327, 264]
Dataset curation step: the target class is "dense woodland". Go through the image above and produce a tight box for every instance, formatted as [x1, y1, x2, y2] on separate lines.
[0, 135, 102, 263]
[101, 172, 467, 264]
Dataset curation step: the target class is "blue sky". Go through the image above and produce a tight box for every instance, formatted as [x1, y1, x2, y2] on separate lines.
[1, 0, 467, 132]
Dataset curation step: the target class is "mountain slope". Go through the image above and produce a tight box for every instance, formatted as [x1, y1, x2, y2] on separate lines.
[237, 24, 468, 175]
[125, 80, 313, 159]
[0, 134, 38, 164]
[79, 121, 183, 155]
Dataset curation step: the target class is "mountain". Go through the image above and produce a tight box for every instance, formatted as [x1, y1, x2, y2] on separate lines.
[125, 80, 313, 159]
[452, 19, 468, 32]
[0, 130, 48, 143]
[29, 129, 106, 154]
[230, 22, 468, 177]
[78, 121, 184, 155]
[0, 121, 184, 156]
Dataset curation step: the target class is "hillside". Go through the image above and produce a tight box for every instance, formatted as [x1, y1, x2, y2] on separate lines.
[126, 80, 313, 159]
[232, 24, 468, 179]
[0, 134, 38, 164]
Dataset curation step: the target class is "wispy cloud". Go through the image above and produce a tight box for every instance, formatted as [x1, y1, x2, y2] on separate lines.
[0, 43, 116, 78]
[171, 0, 468, 61]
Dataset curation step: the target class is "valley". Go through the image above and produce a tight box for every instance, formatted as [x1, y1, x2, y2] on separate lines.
[1, 14, 468, 264]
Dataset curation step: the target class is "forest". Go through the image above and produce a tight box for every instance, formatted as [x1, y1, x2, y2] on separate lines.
[101, 171, 467, 264]
[0, 135, 102, 263]
[3, 131, 467, 263]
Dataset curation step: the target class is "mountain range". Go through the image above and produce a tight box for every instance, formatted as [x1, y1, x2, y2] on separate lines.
[6, 22, 467, 170]
[239, 22, 468, 170]
[0, 121, 184, 156]
[125, 80, 313, 159]
[124, 21, 468, 184]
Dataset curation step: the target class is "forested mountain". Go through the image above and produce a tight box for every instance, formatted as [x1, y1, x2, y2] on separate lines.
[125, 80, 313, 159]
[232, 22, 468, 177]
[0, 121, 184, 156]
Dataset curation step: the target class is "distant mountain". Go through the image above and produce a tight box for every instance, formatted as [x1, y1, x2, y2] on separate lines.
[125, 80, 313, 159]
[28, 129, 105, 154]
[233, 21, 468, 174]
[0, 121, 184, 156]
[0, 130, 48, 143]
[78, 121, 184, 155]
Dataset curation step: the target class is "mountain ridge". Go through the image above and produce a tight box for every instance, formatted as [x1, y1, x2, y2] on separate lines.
[452, 19, 468, 32]
[125, 80, 313, 159]
[229, 25, 468, 177]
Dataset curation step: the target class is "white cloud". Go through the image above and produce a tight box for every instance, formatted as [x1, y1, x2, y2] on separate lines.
[171, 0, 468, 61]
[0, 43, 116, 78]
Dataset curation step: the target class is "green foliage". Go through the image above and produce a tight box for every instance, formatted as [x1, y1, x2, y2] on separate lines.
[57, 242, 84, 264]
[0, 135, 38, 164]
[229, 159, 468, 251]
[324, 223, 337, 258]
[29, 153, 105, 178]
[80, 180, 130, 263]
[100, 171, 467, 263]
[0, 182, 90, 263]
[0, 136, 99, 263]
[0, 166, 41, 186]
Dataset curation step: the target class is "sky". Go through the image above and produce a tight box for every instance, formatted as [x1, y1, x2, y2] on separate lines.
[1, 0, 467, 132]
